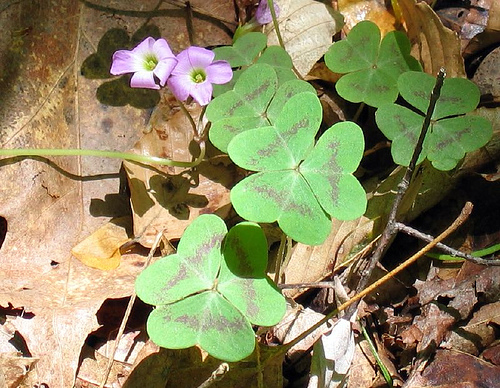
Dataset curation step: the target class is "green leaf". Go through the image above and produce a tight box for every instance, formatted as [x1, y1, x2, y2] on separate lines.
[147, 292, 255, 362]
[256, 45, 296, 85]
[398, 71, 481, 119]
[375, 104, 427, 167]
[135, 214, 225, 305]
[207, 65, 314, 153]
[206, 64, 278, 152]
[213, 45, 297, 98]
[324, 20, 421, 107]
[376, 73, 492, 170]
[300, 122, 367, 220]
[213, 32, 267, 67]
[230, 171, 332, 245]
[135, 214, 286, 362]
[425, 115, 493, 170]
[228, 93, 322, 170]
[228, 95, 366, 245]
[219, 222, 286, 325]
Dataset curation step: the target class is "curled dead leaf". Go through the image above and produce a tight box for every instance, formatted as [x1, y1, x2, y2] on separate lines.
[124, 95, 238, 247]
[399, 0, 466, 77]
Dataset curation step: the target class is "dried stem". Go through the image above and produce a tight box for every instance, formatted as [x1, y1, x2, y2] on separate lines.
[98, 230, 165, 388]
[346, 68, 447, 317]
[396, 222, 500, 266]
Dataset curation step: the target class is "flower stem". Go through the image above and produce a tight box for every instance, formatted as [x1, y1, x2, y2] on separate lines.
[266, 0, 304, 80]
[176, 97, 199, 137]
[267, 0, 284, 49]
[0, 143, 206, 168]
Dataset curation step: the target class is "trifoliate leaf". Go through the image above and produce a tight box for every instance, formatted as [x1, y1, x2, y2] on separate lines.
[228, 94, 366, 245]
[376, 71, 492, 170]
[325, 20, 421, 107]
[135, 214, 286, 362]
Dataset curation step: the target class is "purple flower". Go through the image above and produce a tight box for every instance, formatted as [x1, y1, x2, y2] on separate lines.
[167, 46, 233, 106]
[110, 37, 177, 90]
[255, 0, 280, 25]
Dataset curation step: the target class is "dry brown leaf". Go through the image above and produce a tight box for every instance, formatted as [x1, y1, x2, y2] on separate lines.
[71, 217, 132, 270]
[443, 301, 500, 355]
[0, 0, 235, 386]
[273, 306, 330, 360]
[399, 0, 466, 77]
[124, 96, 239, 247]
[472, 46, 500, 99]
[406, 349, 500, 388]
[265, 0, 344, 77]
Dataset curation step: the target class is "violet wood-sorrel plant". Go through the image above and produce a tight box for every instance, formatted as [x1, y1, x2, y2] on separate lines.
[1, 11, 495, 364]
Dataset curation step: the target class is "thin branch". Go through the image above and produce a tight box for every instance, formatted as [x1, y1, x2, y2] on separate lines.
[346, 68, 447, 317]
[396, 222, 500, 266]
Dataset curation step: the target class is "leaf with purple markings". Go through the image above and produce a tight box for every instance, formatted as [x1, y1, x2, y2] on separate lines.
[228, 93, 367, 246]
[135, 214, 286, 362]
[376, 71, 493, 170]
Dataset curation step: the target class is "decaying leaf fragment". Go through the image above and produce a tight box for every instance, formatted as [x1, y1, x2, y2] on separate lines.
[265, 0, 344, 77]
[71, 217, 131, 270]
[399, 0, 466, 77]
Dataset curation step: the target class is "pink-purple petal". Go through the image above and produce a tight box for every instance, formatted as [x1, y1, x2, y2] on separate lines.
[179, 46, 215, 69]
[110, 50, 143, 75]
[154, 58, 177, 86]
[190, 82, 213, 106]
[255, 0, 280, 25]
[206, 61, 233, 84]
[153, 38, 175, 60]
[130, 70, 159, 89]
[167, 75, 192, 101]
[133, 37, 155, 56]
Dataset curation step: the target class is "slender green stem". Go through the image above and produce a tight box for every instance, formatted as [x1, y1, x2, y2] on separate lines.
[360, 320, 393, 387]
[176, 97, 199, 138]
[267, 0, 284, 49]
[0, 142, 206, 168]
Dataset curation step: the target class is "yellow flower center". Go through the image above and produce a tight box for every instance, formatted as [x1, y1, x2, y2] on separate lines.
[191, 68, 206, 84]
[144, 54, 158, 71]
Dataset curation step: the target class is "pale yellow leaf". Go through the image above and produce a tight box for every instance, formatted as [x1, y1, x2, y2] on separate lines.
[265, 0, 344, 77]
[71, 217, 132, 270]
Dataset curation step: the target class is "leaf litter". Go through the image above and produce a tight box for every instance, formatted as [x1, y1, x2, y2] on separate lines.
[0, 0, 500, 387]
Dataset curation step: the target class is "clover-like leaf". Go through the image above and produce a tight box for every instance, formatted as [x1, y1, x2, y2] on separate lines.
[213, 32, 267, 67]
[135, 214, 286, 362]
[324, 20, 421, 107]
[207, 64, 314, 152]
[375, 71, 492, 170]
[228, 94, 366, 245]
[256, 45, 296, 85]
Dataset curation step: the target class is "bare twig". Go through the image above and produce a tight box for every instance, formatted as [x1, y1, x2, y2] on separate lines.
[346, 68, 447, 317]
[396, 222, 500, 266]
